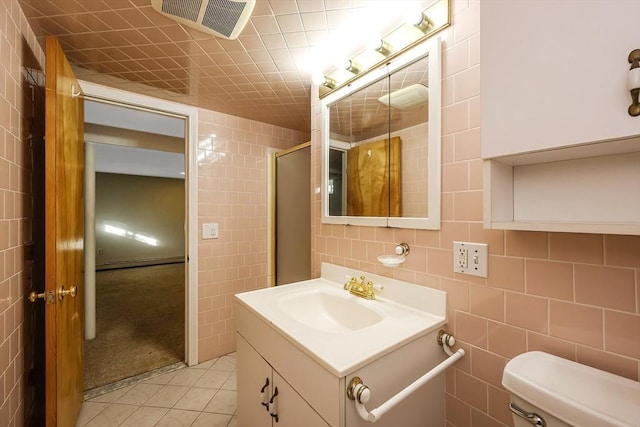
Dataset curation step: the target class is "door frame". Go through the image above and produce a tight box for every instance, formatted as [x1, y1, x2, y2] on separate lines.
[80, 80, 199, 365]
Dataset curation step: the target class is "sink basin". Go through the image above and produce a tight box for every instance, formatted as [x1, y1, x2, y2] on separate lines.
[235, 262, 447, 376]
[277, 288, 383, 333]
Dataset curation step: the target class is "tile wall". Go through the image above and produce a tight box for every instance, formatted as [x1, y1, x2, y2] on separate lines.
[196, 110, 307, 361]
[0, 0, 44, 423]
[310, 1, 640, 426]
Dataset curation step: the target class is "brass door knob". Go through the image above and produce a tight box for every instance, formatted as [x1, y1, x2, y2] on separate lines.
[58, 285, 78, 300]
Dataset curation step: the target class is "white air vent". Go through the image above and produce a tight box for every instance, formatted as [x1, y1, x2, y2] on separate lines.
[379, 84, 429, 110]
[151, 0, 255, 40]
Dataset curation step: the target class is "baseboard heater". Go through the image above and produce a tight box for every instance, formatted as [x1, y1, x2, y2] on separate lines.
[96, 256, 184, 271]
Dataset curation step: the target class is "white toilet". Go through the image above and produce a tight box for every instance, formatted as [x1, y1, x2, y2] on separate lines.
[502, 351, 640, 427]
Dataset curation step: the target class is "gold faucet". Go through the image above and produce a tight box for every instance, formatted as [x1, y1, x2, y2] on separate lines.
[344, 276, 377, 300]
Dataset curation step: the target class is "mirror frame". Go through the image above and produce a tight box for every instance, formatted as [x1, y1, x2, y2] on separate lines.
[321, 37, 441, 229]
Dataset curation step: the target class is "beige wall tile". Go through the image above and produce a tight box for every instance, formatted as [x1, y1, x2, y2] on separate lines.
[506, 230, 548, 259]
[505, 292, 548, 333]
[575, 264, 636, 312]
[445, 394, 471, 427]
[488, 321, 526, 359]
[549, 300, 603, 348]
[488, 256, 524, 292]
[550, 233, 604, 264]
[577, 346, 639, 381]
[526, 259, 573, 301]
[456, 311, 487, 349]
[526, 331, 576, 361]
[604, 310, 640, 359]
[604, 235, 640, 267]
[487, 385, 512, 426]
[455, 369, 487, 412]
[469, 285, 504, 322]
[471, 347, 506, 389]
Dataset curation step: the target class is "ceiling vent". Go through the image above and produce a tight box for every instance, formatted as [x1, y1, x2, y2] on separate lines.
[151, 0, 256, 40]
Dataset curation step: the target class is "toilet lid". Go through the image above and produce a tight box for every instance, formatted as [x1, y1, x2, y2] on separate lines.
[502, 351, 640, 427]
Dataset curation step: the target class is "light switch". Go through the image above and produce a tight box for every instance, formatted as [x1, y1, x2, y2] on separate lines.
[202, 223, 219, 239]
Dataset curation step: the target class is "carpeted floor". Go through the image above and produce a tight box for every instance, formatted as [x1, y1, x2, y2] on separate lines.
[84, 263, 185, 391]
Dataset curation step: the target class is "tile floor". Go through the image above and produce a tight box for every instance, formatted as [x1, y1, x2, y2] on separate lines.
[77, 354, 237, 427]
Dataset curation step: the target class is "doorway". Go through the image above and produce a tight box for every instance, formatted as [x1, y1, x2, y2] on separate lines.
[79, 86, 200, 391]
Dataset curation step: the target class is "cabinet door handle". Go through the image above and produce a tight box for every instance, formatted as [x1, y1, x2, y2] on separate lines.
[260, 377, 270, 410]
[269, 386, 279, 422]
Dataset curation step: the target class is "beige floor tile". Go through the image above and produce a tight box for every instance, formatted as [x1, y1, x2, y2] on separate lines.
[116, 383, 163, 405]
[143, 370, 180, 385]
[211, 355, 236, 372]
[174, 387, 217, 412]
[204, 390, 236, 415]
[83, 404, 138, 427]
[144, 384, 190, 408]
[195, 357, 219, 370]
[88, 385, 133, 403]
[191, 412, 232, 427]
[221, 372, 236, 391]
[76, 401, 109, 426]
[120, 406, 169, 427]
[193, 370, 232, 389]
[168, 368, 207, 387]
[155, 409, 200, 427]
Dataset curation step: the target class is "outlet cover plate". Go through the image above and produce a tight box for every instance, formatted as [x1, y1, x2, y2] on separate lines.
[453, 241, 488, 278]
[202, 223, 219, 239]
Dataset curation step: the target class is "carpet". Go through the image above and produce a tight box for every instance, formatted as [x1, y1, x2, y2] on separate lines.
[84, 263, 185, 391]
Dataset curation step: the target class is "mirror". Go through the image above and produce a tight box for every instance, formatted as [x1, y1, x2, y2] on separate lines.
[321, 38, 441, 229]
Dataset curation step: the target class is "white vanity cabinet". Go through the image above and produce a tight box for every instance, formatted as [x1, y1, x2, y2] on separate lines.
[481, 0, 640, 235]
[237, 335, 329, 427]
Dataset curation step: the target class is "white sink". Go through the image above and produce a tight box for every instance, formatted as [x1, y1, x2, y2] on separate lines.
[277, 286, 384, 333]
[235, 263, 447, 376]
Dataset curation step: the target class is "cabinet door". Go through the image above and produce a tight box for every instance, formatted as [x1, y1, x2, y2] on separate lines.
[237, 334, 272, 427]
[481, 0, 640, 158]
[272, 371, 330, 427]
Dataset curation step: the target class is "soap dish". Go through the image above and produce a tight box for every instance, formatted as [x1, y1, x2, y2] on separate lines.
[377, 255, 406, 267]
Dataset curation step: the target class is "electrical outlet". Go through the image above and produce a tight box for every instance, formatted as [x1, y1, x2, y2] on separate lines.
[453, 241, 488, 278]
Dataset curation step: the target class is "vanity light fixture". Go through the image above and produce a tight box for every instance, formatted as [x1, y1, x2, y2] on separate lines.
[345, 59, 361, 74]
[313, 74, 336, 89]
[369, 38, 393, 56]
[317, 0, 450, 97]
[628, 49, 640, 117]
[412, 13, 433, 33]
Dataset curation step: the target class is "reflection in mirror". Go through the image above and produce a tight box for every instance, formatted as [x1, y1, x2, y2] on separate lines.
[322, 38, 441, 229]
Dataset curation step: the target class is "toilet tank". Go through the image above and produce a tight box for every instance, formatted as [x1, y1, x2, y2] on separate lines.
[502, 351, 640, 427]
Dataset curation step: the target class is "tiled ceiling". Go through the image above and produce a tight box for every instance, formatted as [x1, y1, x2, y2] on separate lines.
[17, 0, 434, 134]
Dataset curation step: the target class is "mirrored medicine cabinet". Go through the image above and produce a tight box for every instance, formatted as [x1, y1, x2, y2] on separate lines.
[321, 38, 441, 229]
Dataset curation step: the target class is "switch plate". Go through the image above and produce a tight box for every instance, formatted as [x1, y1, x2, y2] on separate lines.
[453, 241, 488, 278]
[202, 223, 219, 239]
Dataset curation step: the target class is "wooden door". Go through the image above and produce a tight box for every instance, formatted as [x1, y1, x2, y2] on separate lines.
[44, 35, 85, 426]
[346, 137, 401, 217]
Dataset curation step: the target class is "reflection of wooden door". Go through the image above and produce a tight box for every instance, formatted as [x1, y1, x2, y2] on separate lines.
[44, 35, 84, 426]
[347, 137, 401, 217]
